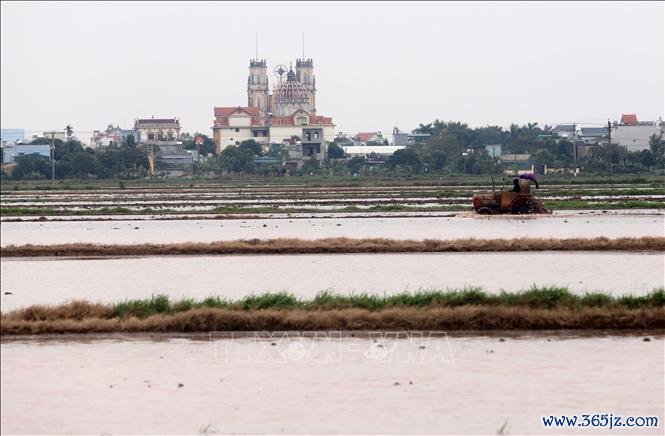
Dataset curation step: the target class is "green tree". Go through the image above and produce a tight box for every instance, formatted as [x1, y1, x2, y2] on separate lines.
[97, 148, 149, 179]
[386, 148, 422, 173]
[649, 134, 665, 169]
[327, 143, 345, 159]
[61, 139, 84, 158]
[472, 126, 506, 146]
[466, 149, 501, 174]
[347, 156, 366, 175]
[329, 159, 350, 176]
[418, 132, 460, 173]
[122, 134, 136, 149]
[12, 154, 51, 180]
[300, 157, 321, 175]
[67, 152, 101, 178]
[218, 146, 256, 173]
[532, 149, 557, 167]
[239, 139, 262, 155]
[182, 133, 217, 156]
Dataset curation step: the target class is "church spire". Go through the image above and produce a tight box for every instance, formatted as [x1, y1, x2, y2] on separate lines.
[287, 63, 296, 81]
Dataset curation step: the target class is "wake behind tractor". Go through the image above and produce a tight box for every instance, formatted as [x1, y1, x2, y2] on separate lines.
[472, 176, 550, 215]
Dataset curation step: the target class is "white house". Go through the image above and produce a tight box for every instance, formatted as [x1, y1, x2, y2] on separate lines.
[612, 114, 660, 152]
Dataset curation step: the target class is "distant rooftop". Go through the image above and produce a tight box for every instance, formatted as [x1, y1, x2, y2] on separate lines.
[135, 118, 180, 127]
[620, 114, 638, 125]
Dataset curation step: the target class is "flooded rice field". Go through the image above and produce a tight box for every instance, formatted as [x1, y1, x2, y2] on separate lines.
[2, 182, 664, 434]
[2, 334, 663, 434]
[1, 214, 663, 246]
[3, 183, 663, 217]
[3, 195, 664, 208]
[2, 252, 662, 311]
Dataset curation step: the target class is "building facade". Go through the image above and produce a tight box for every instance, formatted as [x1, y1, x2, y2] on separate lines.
[1, 129, 25, 146]
[91, 124, 138, 149]
[212, 107, 268, 150]
[392, 127, 431, 146]
[612, 114, 660, 152]
[2, 143, 51, 163]
[134, 118, 181, 145]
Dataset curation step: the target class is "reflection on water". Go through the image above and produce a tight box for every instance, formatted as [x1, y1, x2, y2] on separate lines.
[1, 253, 662, 311]
[1, 335, 662, 434]
[2, 215, 663, 246]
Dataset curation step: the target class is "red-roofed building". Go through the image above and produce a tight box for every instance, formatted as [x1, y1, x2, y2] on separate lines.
[613, 113, 660, 152]
[620, 114, 638, 125]
[212, 106, 269, 152]
[354, 131, 386, 145]
[212, 106, 335, 154]
[268, 109, 334, 145]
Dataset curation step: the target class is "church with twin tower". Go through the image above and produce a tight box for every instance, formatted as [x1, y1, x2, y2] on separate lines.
[247, 58, 316, 116]
[212, 55, 334, 157]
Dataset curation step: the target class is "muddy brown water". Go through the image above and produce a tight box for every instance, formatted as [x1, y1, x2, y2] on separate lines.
[1, 334, 662, 434]
[1, 253, 662, 311]
[1, 214, 663, 246]
[3, 195, 662, 208]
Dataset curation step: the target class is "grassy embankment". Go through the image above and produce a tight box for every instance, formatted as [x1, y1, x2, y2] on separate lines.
[2, 236, 663, 257]
[2, 288, 663, 335]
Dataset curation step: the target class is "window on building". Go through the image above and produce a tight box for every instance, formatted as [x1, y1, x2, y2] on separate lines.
[253, 131, 259, 137]
[236, 141, 240, 145]
[314, 132, 319, 139]
[306, 132, 311, 141]
[147, 133, 155, 140]
[235, 128, 240, 132]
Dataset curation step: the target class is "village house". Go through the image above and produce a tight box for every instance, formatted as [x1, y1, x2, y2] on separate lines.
[134, 117, 181, 152]
[612, 114, 661, 152]
[90, 124, 138, 149]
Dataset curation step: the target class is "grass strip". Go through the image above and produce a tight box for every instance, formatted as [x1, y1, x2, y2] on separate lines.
[2, 288, 663, 335]
[2, 236, 663, 257]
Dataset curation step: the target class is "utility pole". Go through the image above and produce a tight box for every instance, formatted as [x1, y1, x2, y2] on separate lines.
[572, 123, 577, 173]
[607, 120, 613, 181]
[44, 131, 58, 185]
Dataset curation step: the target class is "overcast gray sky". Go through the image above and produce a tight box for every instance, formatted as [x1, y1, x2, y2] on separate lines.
[1, 1, 663, 139]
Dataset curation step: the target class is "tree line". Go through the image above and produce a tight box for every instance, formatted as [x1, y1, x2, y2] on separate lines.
[2, 121, 663, 180]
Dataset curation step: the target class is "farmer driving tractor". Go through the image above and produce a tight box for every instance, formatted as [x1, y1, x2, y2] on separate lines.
[512, 173, 539, 193]
[473, 173, 549, 215]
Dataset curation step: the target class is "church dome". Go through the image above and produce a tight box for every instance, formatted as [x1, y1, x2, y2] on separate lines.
[272, 67, 310, 116]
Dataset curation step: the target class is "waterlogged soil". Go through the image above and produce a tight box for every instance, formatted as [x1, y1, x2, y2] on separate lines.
[1, 334, 662, 434]
[3, 195, 663, 208]
[1, 214, 663, 246]
[1, 253, 662, 311]
[3, 184, 663, 217]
